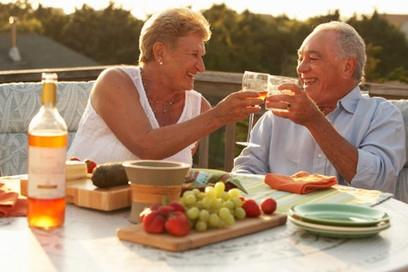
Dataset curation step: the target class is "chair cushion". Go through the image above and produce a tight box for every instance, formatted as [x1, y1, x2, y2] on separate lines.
[389, 99, 408, 167]
[0, 81, 93, 175]
[396, 168, 408, 203]
[0, 81, 93, 133]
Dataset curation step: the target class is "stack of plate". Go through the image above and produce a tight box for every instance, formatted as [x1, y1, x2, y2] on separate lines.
[288, 203, 390, 238]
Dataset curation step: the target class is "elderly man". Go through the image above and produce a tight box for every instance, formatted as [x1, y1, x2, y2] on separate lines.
[233, 21, 406, 194]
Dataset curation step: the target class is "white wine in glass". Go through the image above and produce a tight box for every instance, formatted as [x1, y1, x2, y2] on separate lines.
[266, 75, 299, 111]
[236, 71, 269, 147]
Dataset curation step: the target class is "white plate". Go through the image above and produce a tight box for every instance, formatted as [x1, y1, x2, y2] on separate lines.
[288, 215, 390, 238]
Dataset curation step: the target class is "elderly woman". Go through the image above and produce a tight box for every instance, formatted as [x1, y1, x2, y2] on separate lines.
[68, 8, 262, 165]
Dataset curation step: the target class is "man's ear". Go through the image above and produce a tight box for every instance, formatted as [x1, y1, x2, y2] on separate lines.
[343, 57, 357, 79]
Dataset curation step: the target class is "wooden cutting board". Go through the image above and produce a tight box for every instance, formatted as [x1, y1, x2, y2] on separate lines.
[117, 213, 287, 252]
[20, 177, 131, 211]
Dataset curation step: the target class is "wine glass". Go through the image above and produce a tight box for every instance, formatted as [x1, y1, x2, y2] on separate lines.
[266, 75, 299, 112]
[236, 71, 269, 147]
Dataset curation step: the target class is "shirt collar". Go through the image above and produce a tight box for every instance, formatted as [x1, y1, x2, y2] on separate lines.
[336, 85, 363, 114]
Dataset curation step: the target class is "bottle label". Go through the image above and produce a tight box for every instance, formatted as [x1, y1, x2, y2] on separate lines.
[28, 146, 66, 199]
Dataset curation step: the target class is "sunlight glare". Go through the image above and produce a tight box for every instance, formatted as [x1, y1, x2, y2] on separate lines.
[16, 0, 408, 20]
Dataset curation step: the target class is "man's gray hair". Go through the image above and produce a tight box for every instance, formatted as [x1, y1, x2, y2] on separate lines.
[313, 21, 366, 82]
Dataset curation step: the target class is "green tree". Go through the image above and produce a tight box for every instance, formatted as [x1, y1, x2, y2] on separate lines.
[59, 3, 143, 64]
[203, 4, 241, 72]
[203, 5, 297, 75]
[305, 9, 341, 27]
[0, 0, 42, 32]
[33, 5, 68, 41]
[348, 11, 408, 82]
[2, 1, 408, 83]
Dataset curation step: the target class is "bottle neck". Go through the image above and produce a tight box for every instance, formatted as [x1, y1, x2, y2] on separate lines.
[41, 82, 56, 107]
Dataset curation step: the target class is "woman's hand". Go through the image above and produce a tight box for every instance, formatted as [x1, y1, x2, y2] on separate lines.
[212, 91, 264, 124]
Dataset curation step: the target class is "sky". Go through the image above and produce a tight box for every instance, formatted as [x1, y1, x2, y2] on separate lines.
[5, 0, 408, 21]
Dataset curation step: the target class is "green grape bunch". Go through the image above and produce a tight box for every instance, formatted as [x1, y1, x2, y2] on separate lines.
[180, 181, 246, 232]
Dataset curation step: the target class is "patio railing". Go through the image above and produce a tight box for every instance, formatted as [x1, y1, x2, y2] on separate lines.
[1, 66, 408, 171]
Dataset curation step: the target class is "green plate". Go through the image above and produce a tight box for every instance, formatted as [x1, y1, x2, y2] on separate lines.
[289, 203, 390, 227]
[288, 215, 390, 238]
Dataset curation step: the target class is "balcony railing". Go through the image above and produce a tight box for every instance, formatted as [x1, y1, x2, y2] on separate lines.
[1, 66, 408, 171]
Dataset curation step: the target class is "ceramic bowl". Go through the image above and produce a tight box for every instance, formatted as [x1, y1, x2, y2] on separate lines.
[123, 160, 190, 186]
[122, 160, 190, 223]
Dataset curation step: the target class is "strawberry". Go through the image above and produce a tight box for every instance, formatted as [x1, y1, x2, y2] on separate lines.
[168, 202, 185, 213]
[261, 198, 277, 214]
[139, 204, 164, 222]
[165, 211, 190, 236]
[242, 199, 261, 217]
[158, 205, 176, 216]
[139, 207, 153, 222]
[150, 203, 161, 211]
[143, 210, 166, 234]
[84, 159, 97, 173]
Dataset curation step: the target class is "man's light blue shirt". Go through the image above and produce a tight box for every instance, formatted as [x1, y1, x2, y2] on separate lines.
[233, 86, 406, 194]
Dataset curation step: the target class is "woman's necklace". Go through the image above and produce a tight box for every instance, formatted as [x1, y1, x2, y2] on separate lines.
[146, 93, 175, 113]
[141, 68, 176, 114]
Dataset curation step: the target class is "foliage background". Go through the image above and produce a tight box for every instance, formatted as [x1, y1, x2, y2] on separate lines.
[2, 0, 408, 83]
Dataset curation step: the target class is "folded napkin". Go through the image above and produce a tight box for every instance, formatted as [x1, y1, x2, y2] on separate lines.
[0, 183, 27, 217]
[264, 171, 337, 194]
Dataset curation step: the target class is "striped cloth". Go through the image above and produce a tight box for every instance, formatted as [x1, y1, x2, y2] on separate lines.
[236, 174, 393, 213]
[1, 171, 392, 214]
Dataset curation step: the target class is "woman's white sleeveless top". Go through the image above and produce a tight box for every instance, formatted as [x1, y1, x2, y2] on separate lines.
[68, 66, 202, 165]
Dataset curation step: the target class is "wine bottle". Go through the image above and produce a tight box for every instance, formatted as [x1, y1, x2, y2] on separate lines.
[27, 73, 68, 229]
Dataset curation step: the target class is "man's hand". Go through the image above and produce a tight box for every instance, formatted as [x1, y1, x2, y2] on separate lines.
[265, 83, 324, 127]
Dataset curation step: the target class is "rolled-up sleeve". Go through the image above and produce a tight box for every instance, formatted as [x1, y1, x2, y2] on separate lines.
[351, 102, 406, 193]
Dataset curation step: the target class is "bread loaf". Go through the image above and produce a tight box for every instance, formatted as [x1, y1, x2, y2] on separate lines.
[91, 162, 129, 188]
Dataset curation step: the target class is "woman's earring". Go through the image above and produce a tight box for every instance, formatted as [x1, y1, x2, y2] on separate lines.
[158, 59, 163, 65]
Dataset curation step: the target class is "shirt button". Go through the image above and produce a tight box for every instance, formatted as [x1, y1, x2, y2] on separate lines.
[318, 154, 322, 158]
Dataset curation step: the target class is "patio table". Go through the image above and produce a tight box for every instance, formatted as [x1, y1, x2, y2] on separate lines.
[1, 174, 408, 272]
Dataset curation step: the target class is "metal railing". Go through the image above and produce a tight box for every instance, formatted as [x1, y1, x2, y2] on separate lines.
[1, 66, 408, 171]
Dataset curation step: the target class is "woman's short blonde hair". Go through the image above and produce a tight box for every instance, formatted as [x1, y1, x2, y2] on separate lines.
[139, 8, 211, 64]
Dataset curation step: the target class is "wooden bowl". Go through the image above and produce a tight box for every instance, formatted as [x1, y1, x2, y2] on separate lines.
[122, 160, 190, 223]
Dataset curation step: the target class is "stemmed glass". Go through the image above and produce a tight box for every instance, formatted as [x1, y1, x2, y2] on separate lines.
[236, 71, 269, 147]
